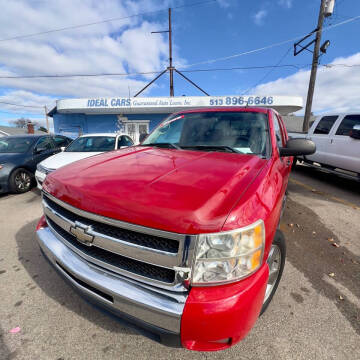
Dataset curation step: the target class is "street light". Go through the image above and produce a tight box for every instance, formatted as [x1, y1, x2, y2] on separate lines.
[320, 40, 330, 54]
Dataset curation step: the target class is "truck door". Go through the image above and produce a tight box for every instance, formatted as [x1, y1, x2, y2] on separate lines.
[305, 115, 338, 164]
[273, 113, 291, 192]
[326, 114, 360, 173]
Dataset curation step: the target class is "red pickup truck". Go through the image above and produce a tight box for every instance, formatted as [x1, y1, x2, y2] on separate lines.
[36, 107, 315, 351]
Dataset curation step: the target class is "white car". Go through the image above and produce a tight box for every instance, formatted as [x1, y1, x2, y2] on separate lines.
[35, 133, 134, 189]
[289, 113, 360, 180]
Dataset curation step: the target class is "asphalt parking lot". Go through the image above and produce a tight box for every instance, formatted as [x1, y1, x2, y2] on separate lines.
[0, 164, 359, 360]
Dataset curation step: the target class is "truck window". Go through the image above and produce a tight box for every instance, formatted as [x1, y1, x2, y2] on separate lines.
[335, 115, 360, 136]
[313, 116, 338, 135]
[143, 111, 270, 157]
[273, 113, 284, 147]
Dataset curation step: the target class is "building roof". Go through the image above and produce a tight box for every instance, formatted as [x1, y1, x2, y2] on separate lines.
[47, 106, 57, 117]
[53, 95, 303, 116]
[0, 125, 44, 136]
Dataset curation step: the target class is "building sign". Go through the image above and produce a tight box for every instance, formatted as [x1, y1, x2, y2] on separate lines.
[57, 95, 303, 115]
[85, 96, 277, 109]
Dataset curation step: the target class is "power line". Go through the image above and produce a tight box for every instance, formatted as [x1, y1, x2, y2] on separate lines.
[0, 0, 216, 43]
[0, 101, 44, 108]
[182, 14, 360, 68]
[0, 63, 358, 111]
[0, 71, 162, 79]
[242, 47, 292, 95]
[0, 64, 308, 79]
[0, 109, 44, 115]
[1, 62, 359, 80]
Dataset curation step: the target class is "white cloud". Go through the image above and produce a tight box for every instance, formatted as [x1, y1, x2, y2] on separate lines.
[253, 10, 268, 26]
[0, 0, 181, 115]
[278, 0, 293, 9]
[253, 52, 360, 114]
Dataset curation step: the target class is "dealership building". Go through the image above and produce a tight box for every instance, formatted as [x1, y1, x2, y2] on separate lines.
[49, 95, 303, 142]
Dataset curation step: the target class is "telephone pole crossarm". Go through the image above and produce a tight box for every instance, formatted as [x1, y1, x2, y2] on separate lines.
[293, 27, 319, 56]
[133, 7, 209, 97]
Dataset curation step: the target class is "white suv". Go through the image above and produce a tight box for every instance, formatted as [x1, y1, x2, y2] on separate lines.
[35, 133, 133, 189]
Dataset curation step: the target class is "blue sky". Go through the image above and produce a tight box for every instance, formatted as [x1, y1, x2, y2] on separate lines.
[0, 0, 359, 127]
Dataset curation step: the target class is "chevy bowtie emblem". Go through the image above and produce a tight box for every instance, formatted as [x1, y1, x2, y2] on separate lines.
[70, 222, 94, 245]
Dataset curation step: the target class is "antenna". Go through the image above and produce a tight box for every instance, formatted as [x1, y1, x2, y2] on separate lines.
[134, 8, 209, 97]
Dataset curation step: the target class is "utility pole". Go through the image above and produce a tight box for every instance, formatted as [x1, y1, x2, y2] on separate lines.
[134, 8, 209, 98]
[303, 0, 327, 132]
[44, 105, 49, 133]
[168, 8, 174, 97]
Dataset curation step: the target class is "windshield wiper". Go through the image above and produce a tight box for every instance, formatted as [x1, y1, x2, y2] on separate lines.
[142, 142, 181, 150]
[181, 145, 240, 153]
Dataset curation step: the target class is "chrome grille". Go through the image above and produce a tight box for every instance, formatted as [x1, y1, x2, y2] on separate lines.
[42, 192, 196, 291]
[47, 218, 176, 283]
[44, 196, 179, 253]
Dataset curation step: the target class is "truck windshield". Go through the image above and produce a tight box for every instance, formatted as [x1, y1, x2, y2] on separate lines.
[142, 111, 269, 157]
[0, 137, 34, 153]
[65, 136, 116, 152]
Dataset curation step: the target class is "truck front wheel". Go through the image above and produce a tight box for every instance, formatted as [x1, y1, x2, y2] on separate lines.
[260, 230, 286, 315]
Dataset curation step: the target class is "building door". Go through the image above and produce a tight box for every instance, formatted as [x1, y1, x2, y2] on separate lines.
[124, 121, 150, 144]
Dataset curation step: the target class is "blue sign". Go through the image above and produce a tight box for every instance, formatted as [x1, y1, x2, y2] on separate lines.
[87, 98, 131, 107]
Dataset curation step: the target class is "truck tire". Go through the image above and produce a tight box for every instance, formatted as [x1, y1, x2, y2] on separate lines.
[260, 230, 286, 315]
[9, 168, 33, 194]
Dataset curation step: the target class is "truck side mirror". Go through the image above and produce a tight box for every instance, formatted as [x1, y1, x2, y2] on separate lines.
[350, 125, 360, 139]
[279, 138, 316, 157]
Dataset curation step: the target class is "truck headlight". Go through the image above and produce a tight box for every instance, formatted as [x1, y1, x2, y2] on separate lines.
[192, 220, 265, 285]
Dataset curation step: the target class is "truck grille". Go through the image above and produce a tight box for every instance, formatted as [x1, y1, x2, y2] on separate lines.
[44, 196, 179, 253]
[47, 218, 176, 283]
[42, 193, 194, 290]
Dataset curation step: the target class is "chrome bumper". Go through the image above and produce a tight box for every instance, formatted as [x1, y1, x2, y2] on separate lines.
[36, 227, 186, 334]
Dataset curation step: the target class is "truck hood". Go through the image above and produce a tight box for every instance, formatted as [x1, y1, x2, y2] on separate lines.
[40, 151, 102, 170]
[44, 146, 267, 234]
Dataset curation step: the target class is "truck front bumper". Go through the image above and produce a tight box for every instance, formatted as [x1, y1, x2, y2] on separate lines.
[37, 224, 269, 351]
[36, 227, 185, 346]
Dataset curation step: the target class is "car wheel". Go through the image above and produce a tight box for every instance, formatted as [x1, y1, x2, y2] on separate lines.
[9, 168, 33, 193]
[291, 157, 297, 170]
[260, 230, 286, 315]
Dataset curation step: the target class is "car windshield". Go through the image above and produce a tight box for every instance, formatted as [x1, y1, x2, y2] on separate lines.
[65, 136, 116, 152]
[0, 137, 35, 153]
[142, 111, 270, 157]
